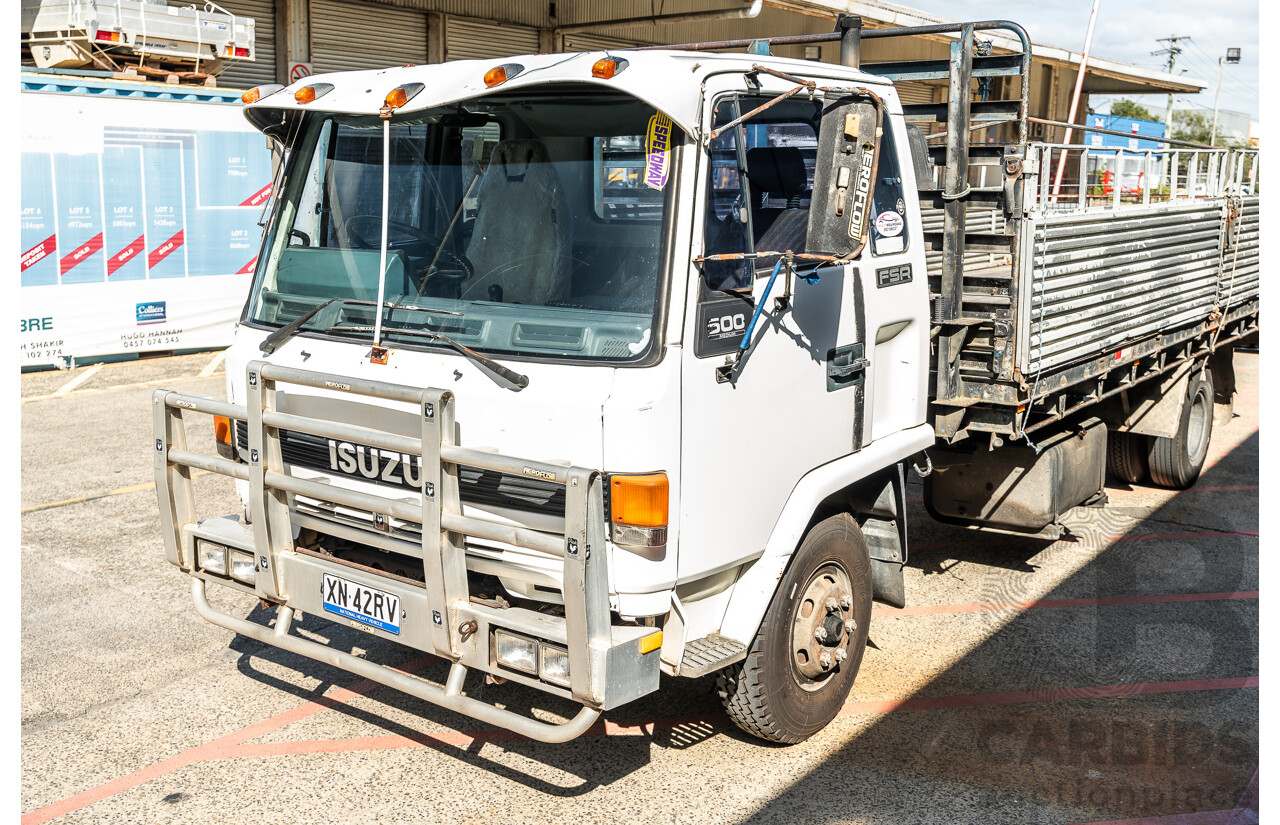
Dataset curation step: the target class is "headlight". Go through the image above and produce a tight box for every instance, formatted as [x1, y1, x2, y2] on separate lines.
[539, 644, 571, 687]
[494, 630, 538, 675]
[229, 550, 255, 584]
[197, 540, 227, 575]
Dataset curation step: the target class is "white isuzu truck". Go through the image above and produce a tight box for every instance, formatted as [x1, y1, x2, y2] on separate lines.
[153, 18, 1260, 744]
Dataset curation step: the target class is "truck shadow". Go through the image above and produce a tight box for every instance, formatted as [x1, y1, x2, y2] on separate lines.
[733, 428, 1259, 824]
[222, 428, 1255, 810]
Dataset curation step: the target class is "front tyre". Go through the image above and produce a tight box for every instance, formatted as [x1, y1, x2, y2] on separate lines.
[717, 513, 872, 744]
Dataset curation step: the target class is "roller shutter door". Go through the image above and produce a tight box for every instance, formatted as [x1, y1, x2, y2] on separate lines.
[446, 17, 539, 61]
[561, 33, 644, 53]
[312, 0, 427, 74]
[896, 81, 937, 106]
[215, 0, 276, 89]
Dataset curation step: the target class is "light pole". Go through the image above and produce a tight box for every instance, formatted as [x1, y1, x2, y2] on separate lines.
[1211, 47, 1241, 145]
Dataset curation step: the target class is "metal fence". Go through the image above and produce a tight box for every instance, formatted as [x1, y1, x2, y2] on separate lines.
[1027, 143, 1259, 213]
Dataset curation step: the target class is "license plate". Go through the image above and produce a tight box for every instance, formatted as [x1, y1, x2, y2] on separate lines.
[321, 573, 401, 635]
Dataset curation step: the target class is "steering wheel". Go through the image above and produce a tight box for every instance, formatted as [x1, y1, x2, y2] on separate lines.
[342, 215, 472, 290]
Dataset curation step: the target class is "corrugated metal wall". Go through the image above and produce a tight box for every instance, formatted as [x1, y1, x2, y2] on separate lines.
[1020, 201, 1225, 373]
[1221, 195, 1259, 306]
[561, 32, 644, 52]
[216, 0, 277, 88]
[312, 0, 428, 73]
[446, 16, 539, 61]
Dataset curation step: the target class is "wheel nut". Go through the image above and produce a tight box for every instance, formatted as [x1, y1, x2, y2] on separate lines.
[819, 652, 833, 670]
[840, 593, 852, 609]
[814, 627, 828, 642]
[844, 619, 856, 633]
[834, 648, 848, 664]
[824, 597, 840, 612]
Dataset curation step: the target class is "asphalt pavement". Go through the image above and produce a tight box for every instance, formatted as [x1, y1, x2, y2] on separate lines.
[20, 350, 1259, 825]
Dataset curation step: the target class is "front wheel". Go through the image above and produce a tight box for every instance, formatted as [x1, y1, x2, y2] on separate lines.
[717, 513, 872, 744]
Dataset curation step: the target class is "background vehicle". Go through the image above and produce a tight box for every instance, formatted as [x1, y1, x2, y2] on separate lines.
[152, 18, 1260, 744]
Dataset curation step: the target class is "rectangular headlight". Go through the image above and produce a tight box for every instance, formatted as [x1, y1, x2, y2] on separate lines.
[229, 550, 255, 584]
[494, 630, 538, 675]
[197, 540, 227, 575]
[539, 644, 571, 687]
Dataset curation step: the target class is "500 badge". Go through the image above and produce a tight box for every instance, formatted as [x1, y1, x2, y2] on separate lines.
[696, 298, 751, 357]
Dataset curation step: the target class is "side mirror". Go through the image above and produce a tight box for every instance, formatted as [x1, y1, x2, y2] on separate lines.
[806, 96, 882, 258]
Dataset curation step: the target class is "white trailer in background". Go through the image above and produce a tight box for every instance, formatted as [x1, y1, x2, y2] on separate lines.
[152, 19, 1259, 744]
[22, 0, 255, 74]
[19, 70, 273, 368]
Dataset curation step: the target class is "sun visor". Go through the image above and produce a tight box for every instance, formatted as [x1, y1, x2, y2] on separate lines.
[241, 51, 702, 137]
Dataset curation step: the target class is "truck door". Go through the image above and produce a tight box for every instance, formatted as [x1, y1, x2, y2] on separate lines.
[677, 75, 868, 582]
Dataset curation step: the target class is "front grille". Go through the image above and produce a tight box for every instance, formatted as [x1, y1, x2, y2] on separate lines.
[234, 421, 564, 516]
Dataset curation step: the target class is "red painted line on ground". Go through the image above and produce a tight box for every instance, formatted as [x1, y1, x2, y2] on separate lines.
[840, 676, 1257, 716]
[21, 655, 434, 825]
[913, 528, 1257, 553]
[872, 590, 1258, 618]
[225, 677, 1258, 762]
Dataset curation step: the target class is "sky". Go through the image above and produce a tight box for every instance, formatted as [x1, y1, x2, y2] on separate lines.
[901, 0, 1260, 124]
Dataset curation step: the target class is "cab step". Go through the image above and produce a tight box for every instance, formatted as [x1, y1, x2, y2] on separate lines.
[680, 634, 748, 678]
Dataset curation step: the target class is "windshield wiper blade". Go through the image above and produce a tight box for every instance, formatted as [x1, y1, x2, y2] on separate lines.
[259, 298, 463, 355]
[325, 324, 529, 391]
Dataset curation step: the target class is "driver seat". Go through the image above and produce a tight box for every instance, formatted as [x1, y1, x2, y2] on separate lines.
[462, 139, 572, 305]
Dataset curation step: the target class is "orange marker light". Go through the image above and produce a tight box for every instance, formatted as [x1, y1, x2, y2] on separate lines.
[241, 87, 262, 104]
[484, 66, 508, 87]
[293, 83, 333, 104]
[610, 473, 668, 528]
[592, 58, 618, 78]
[385, 88, 408, 109]
[213, 415, 232, 446]
[383, 82, 424, 112]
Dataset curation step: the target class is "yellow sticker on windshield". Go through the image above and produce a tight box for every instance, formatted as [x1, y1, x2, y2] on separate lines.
[645, 113, 672, 190]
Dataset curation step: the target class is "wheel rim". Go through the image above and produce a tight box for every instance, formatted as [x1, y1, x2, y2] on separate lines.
[789, 562, 856, 692]
[1186, 384, 1211, 466]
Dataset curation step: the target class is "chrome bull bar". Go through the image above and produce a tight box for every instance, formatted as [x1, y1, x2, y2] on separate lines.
[153, 360, 650, 743]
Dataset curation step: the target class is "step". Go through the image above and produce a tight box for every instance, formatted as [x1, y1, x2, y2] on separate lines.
[680, 634, 748, 678]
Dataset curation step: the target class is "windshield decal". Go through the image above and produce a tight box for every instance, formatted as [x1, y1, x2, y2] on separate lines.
[645, 113, 672, 190]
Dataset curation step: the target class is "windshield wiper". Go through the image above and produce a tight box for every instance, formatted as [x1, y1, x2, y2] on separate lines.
[259, 298, 462, 355]
[325, 324, 529, 391]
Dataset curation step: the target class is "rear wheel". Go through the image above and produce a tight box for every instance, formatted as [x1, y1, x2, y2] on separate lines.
[1148, 368, 1214, 489]
[717, 513, 872, 744]
[1107, 430, 1149, 484]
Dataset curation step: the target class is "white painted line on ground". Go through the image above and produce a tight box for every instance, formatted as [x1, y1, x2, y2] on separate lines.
[51, 363, 104, 397]
[199, 350, 227, 378]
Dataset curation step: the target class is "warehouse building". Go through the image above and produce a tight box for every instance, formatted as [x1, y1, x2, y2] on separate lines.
[193, 0, 1203, 130]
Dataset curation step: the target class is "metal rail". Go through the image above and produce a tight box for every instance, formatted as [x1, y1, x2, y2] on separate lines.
[191, 578, 602, 743]
[153, 359, 617, 730]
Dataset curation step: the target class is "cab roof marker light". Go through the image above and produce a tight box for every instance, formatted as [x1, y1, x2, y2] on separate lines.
[484, 63, 523, 88]
[591, 57, 629, 79]
[241, 84, 284, 105]
[295, 82, 334, 104]
[383, 81, 425, 111]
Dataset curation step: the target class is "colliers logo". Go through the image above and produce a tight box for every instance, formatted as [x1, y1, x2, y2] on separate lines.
[136, 302, 167, 325]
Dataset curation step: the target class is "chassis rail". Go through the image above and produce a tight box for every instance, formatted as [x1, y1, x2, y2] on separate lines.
[155, 360, 657, 742]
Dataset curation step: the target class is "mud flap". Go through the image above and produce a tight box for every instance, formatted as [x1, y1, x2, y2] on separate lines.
[858, 464, 908, 609]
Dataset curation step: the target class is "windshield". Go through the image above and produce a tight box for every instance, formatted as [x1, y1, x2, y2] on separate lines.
[246, 87, 678, 362]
